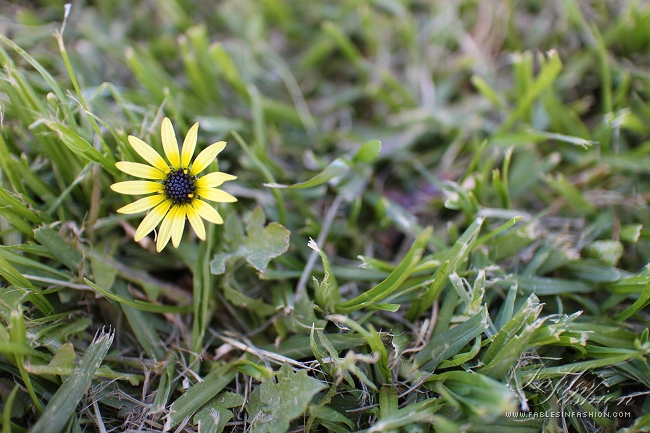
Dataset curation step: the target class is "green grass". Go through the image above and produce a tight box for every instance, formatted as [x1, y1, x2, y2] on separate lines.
[1, 0, 650, 432]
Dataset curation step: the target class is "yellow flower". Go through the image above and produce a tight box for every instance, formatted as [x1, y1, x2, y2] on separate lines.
[111, 118, 237, 252]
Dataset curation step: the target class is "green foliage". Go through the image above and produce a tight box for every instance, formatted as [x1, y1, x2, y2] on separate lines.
[28, 330, 114, 433]
[247, 364, 326, 433]
[210, 206, 291, 274]
[0, 0, 649, 431]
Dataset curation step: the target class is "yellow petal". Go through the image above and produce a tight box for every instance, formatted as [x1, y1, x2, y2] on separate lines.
[127, 136, 169, 172]
[134, 200, 171, 241]
[116, 161, 166, 180]
[195, 172, 237, 188]
[197, 187, 237, 203]
[111, 181, 164, 195]
[193, 199, 224, 224]
[186, 203, 206, 240]
[156, 206, 177, 252]
[161, 117, 180, 169]
[116, 195, 165, 214]
[171, 205, 187, 248]
[181, 122, 199, 168]
[190, 141, 226, 175]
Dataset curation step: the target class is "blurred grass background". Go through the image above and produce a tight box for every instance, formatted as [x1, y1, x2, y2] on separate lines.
[1, 0, 650, 432]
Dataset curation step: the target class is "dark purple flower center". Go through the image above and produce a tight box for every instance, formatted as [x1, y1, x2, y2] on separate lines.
[163, 169, 197, 204]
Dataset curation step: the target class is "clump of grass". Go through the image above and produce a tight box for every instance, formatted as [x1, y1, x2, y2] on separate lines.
[1, 1, 650, 432]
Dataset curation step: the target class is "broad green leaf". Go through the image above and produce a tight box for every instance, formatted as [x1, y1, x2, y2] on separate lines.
[211, 207, 291, 274]
[247, 363, 326, 433]
[194, 405, 232, 433]
[0, 287, 28, 319]
[89, 254, 118, 292]
[568, 321, 637, 349]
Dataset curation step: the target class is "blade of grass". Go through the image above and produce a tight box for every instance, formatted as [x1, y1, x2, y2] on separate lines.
[33, 226, 83, 273]
[265, 158, 350, 189]
[85, 278, 192, 314]
[471, 75, 505, 109]
[165, 365, 236, 429]
[326, 314, 390, 383]
[413, 307, 488, 372]
[0, 34, 76, 125]
[613, 281, 650, 322]
[408, 218, 484, 320]
[499, 50, 563, 131]
[191, 223, 215, 355]
[336, 227, 432, 313]
[309, 239, 340, 310]
[10, 311, 42, 414]
[112, 280, 165, 361]
[28, 329, 114, 433]
[2, 385, 19, 433]
[55, 5, 112, 160]
[231, 130, 287, 225]
[0, 255, 52, 315]
[43, 121, 118, 176]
